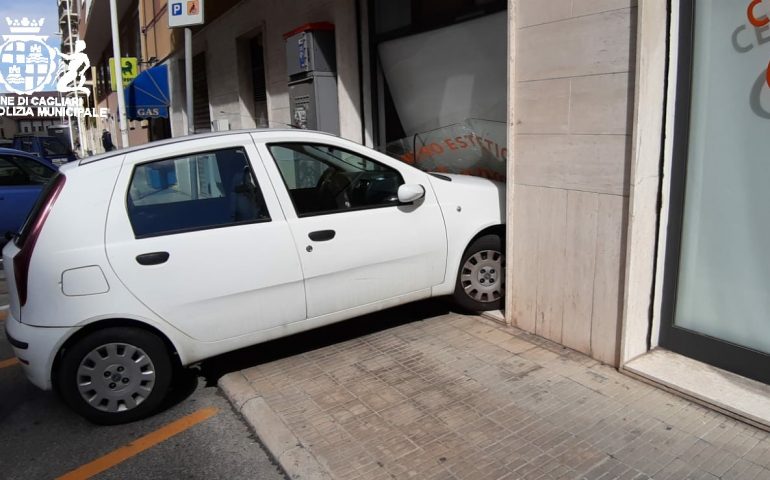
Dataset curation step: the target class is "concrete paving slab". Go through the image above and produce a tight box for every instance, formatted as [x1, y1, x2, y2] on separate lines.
[625, 349, 770, 430]
[221, 311, 770, 480]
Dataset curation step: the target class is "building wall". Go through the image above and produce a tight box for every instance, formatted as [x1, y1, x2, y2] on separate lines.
[139, 0, 178, 62]
[170, 0, 362, 142]
[508, 0, 637, 366]
[95, 92, 149, 150]
[620, 1, 669, 364]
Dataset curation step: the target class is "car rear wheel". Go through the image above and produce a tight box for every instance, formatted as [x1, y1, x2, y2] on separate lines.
[453, 234, 505, 311]
[57, 327, 172, 425]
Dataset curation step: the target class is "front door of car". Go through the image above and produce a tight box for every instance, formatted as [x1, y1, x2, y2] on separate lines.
[258, 141, 447, 319]
[105, 135, 306, 342]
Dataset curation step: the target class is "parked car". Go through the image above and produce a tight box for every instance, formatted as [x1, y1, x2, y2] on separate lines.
[2, 130, 505, 424]
[12, 135, 77, 166]
[0, 148, 58, 247]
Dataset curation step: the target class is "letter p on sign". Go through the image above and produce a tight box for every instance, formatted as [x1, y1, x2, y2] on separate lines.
[171, 3, 183, 15]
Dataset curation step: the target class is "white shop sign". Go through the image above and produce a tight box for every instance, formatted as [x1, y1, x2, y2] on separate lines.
[168, 0, 204, 28]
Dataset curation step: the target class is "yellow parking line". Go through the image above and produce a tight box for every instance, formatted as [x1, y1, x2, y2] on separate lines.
[56, 407, 219, 480]
[0, 357, 19, 369]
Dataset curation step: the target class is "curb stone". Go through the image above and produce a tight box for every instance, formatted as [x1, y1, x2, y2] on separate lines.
[219, 372, 334, 480]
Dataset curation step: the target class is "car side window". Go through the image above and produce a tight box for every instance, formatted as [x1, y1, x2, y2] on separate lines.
[127, 147, 270, 238]
[0, 157, 30, 186]
[12, 156, 56, 183]
[268, 143, 404, 217]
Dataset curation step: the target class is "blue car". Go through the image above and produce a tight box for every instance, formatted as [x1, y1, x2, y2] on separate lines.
[0, 148, 58, 242]
[12, 135, 77, 166]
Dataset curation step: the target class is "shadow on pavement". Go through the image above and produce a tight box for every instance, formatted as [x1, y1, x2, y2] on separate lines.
[162, 365, 201, 411]
[198, 298, 454, 387]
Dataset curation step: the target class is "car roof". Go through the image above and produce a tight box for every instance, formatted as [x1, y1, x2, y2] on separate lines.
[79, 128, 341, 166]
[0, 147, 44, 158]
[0, 147, 58, 168]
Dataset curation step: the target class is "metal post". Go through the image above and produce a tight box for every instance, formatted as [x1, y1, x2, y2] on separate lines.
[62, 0, 76, 153]
[109, 0, 130, 148]
[65, 0, 85, 157]
[91, 65, 100, 153]
[185, 27, 194, 135]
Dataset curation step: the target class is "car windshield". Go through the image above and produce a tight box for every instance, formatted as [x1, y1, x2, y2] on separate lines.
[42, 137, 71, 156]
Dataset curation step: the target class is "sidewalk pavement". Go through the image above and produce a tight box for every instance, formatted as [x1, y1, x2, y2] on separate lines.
[220, 312, 770, 480]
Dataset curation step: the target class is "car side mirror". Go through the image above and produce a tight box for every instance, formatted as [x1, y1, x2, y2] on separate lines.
[397, 184, 425, 204]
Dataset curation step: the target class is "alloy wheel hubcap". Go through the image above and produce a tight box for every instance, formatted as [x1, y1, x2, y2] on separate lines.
[76, 343, 156, 413]
[461, 249, 504, 303]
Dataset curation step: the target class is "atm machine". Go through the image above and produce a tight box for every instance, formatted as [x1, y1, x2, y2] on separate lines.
[284, 23, 340, 135]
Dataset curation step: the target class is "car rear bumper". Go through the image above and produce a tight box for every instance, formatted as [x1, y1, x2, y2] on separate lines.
[4, 311, 76, 391]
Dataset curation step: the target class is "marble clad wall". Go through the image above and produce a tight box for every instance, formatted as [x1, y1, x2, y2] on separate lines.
[510, 1, 637, 365]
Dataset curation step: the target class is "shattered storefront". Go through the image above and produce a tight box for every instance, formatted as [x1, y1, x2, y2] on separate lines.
[369, 0, 508, 180]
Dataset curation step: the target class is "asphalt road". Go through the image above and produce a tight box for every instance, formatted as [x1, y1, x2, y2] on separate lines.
[0, 254, 455, 480]
[0, 312, 287, 480]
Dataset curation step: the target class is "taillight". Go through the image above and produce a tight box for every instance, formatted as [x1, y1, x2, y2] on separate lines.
[14, 174, 66, 307]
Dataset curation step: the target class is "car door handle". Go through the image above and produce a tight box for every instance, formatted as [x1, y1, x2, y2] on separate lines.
[308, 230, 336, 242]
[136, 251, 170, 266]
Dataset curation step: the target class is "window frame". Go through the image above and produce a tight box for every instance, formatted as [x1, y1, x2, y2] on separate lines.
[126, 147, 272, 239]
[266, 142, 405, 218]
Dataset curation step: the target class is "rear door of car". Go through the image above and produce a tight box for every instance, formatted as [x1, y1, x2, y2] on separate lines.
[105, 134, 306, 342]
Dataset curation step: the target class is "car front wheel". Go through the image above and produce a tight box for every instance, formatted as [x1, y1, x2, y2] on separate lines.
[453, 234, 505, 311]
[57, 327, 172, 425]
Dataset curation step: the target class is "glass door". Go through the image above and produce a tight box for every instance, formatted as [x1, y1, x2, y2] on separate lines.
[660, 0, 770, 383]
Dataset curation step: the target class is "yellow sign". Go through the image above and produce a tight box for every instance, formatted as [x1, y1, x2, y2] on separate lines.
[109, 57, 138, 90]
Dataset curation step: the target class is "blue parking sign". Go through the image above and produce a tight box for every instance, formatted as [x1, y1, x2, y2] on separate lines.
[171, 3, 183, 15]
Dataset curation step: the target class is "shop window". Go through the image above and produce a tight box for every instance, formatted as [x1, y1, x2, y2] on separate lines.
[192, 53, 211, 133]
[250, 36, 268, 127]
[660, 0, 770, 383]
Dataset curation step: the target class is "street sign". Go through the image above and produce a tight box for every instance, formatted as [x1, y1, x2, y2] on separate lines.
[168, 0, 205, 28]
[109, 57, 138, 91]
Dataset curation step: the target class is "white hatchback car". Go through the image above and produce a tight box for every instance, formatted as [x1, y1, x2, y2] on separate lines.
[2, 130, 505, 423]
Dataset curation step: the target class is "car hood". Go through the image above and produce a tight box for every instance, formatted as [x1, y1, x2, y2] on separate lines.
[427, 173, 506, 220]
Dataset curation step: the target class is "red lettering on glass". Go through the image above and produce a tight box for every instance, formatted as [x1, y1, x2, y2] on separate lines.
[748, 0, 770, 27]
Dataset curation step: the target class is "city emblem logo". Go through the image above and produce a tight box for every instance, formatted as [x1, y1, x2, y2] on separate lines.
[0, 16, 90, 96]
